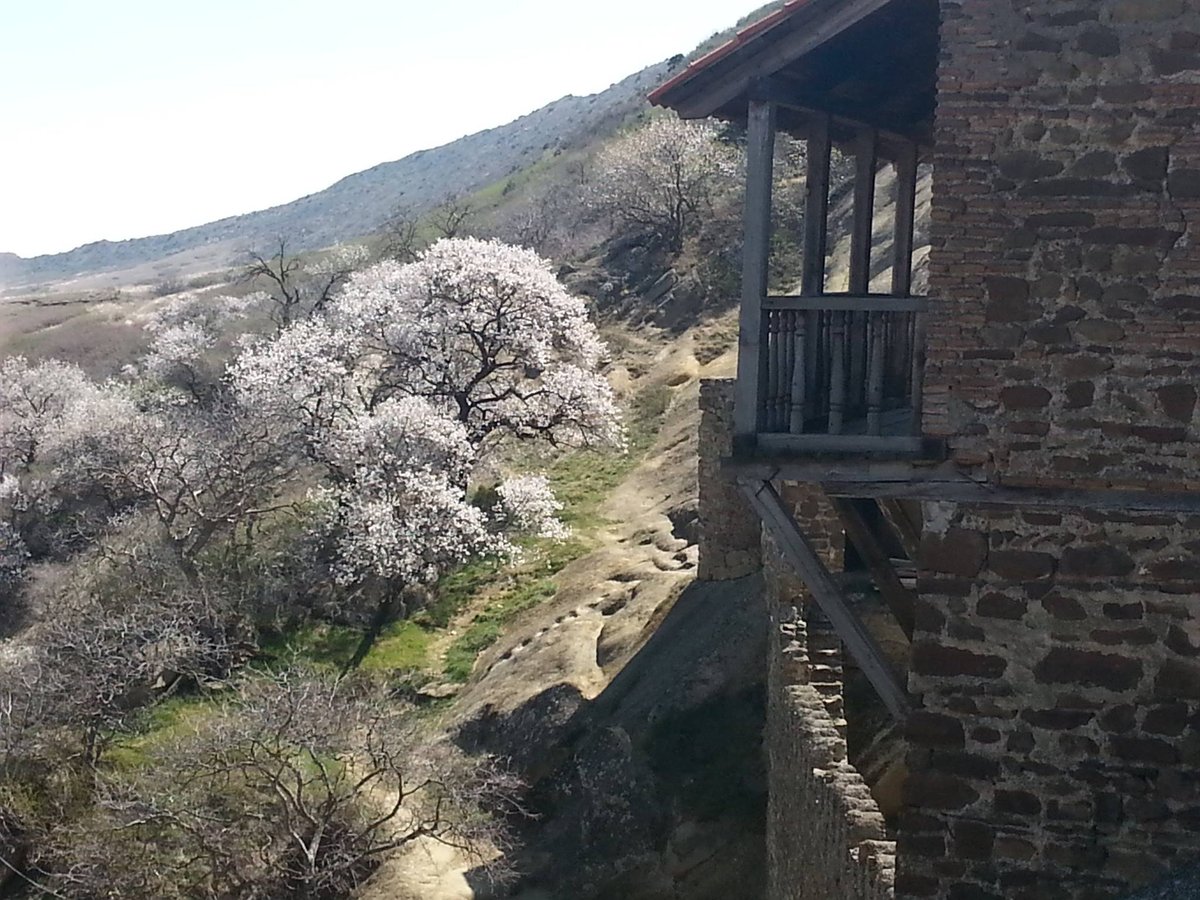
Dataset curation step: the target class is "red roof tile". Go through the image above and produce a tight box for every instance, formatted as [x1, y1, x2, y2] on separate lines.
[647, 0, 814, 108]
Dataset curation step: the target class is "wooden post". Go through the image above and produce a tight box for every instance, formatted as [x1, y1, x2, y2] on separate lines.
[867, 312, 885, 434]
[848, 129, 877, 423]
[829, 312, 847, 434]
[801, 112, 832, 297]
[849, 127, 877, 295]
[790, 312, 807, 433]
[892, 140, 918, 298]
[740, 479, 913, 722]
[892, 141, 920, 433]
[733, 100, 777, 452]
[910, 310, 927, 434]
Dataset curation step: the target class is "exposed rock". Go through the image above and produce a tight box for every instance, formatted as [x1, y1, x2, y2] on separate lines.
[455, 575, 769, 900]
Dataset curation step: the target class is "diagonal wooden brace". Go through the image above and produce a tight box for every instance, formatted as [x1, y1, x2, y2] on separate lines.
[879, 498, 923, 562]
[739, 478, 914, 722]
[830, 497, 916, 641]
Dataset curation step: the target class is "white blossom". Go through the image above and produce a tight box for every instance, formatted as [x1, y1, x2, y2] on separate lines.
[0, 356, 94, 476]
[309, 243, 370, 276]
[591, 116, 741, 251]
[328, 237, 623, 449]
[497, 474, 569, 540]
[141, 292, 263, 391]
[226, 238, 624, 585]
[328, 472, 498, 586]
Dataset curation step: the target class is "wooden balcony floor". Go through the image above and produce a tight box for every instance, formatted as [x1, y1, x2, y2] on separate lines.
[754, 405, 939, 459]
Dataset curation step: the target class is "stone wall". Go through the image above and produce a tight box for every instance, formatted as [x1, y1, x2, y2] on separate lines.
[763, 485, 897, 900]
[897, 503, 1200, 899]
[900, 3, 1200, 894]
[697, 379, 762, 581]
[767, 667, 897, 900]
[925, 0, 1200, 485]
[697, 383, 895, 899]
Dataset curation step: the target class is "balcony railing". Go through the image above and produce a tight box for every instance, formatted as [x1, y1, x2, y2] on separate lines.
[733, 102, 930, 457]
[755, 294, 927, 453]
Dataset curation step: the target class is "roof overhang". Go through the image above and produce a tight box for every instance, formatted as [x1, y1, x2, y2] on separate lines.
[650, 0, 939, 145]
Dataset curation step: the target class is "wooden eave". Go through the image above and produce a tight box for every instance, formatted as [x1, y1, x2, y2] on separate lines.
[650, 0, 940, 145]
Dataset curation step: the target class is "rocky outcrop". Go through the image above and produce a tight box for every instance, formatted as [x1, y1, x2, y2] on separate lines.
[455, 575, 769, 900]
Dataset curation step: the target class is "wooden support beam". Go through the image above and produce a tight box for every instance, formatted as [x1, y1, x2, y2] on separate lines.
[672, 0, 893, 119]
[880, 498, 923, 561]
[830, 497, 915, 640]
[849, 128, 878, 295]
[892, 140, 919, 299]
[748, 83, 929, 155]
[725, 459, 970, 486]
[755, 433, 930, 456]
[818, 481, 1200, 514]
[801, 112, 832, 297]
[740, 479, 913, 722]
[764, 295, 928, 312]
[733, 100, 777, 452]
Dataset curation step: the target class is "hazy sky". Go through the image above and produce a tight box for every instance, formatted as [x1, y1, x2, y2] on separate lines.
[1, 0, 762, 258]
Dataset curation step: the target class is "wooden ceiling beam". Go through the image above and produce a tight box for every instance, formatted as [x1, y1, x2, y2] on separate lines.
[672, 0, 895, 119]
[747, 80, 929, 153]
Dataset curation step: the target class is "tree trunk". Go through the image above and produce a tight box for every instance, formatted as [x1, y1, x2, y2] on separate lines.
[342, 589, 401, 673]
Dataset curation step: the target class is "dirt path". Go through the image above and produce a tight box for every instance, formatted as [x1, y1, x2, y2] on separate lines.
[358, 316, 738, 898]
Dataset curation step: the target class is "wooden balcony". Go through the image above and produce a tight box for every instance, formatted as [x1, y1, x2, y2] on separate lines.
[732, 99, 933, 460]
[754, 294, 926, 455]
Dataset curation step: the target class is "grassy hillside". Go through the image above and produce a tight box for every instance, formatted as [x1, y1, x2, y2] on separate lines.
[0, 63, 672, 291]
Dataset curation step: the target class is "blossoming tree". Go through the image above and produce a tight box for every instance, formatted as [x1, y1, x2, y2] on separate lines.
[232, 237, 623, 662]
[591, 116, 740, 252]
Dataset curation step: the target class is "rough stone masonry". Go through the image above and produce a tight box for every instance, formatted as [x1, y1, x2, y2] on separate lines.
[900, 1, 1200, 898]
[699, 379, 897, 900]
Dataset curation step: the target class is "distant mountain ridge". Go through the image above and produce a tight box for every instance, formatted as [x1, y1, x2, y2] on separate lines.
[1, 61, 673, 289]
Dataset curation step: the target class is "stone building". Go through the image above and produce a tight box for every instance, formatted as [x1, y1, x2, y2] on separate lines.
[651, 1, 1200, 898]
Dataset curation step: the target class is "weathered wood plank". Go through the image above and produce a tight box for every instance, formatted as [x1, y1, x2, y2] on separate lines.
[892, 140, 919, 298]
[673, 0, 893, 119]
[756, 433, 929, 455]
[830, 497, 916, 640]
[764, 295, 929, 312]
[723, 458, 976, 485]
[849, 127, 878, 295]
[733, 100, 777, 451]
[819, 481, 1200, 514]
[801, 112, 832, 297]
[739, 479, 913, 722]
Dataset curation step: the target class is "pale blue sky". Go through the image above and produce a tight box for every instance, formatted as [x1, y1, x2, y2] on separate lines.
[1, 0, 760, 258]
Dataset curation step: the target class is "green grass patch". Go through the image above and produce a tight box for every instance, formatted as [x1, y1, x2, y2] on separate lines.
[416, 556, 504, 629]
[360, 620, 433, 673]
[443, 575, 560, 683]
[107, 694, 222, 770]
[439, 377, 675, 681]
[259, 618, 432, 674]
